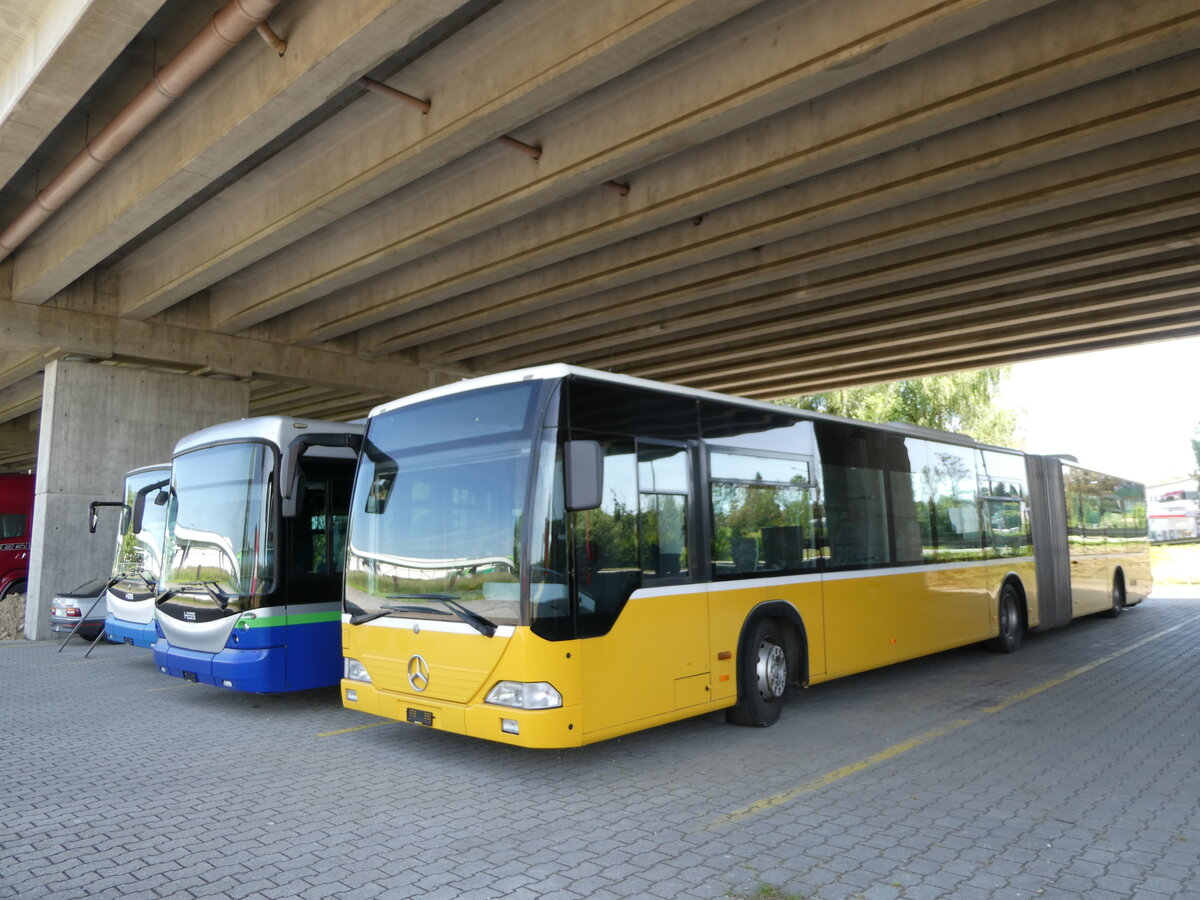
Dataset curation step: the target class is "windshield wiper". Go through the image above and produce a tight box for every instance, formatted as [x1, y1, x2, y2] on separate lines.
[157, 581, 236, 610]
[386, 593, 497, 638]
[348, 609, 396, 625]
[115, 571, 156, 590]
[344, 599, 393, 626]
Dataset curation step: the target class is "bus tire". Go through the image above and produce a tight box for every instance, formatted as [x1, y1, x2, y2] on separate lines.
[728, 618, 789, 727]
[1104, 572, 1125, 619]
[986, 583, 1024, 653]
[1, 580, 25, 601]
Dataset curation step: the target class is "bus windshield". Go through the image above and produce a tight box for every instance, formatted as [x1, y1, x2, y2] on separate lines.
[112, 470, 169, 590]
[345, 383, 546, 628]
[162, 443, 274, 607]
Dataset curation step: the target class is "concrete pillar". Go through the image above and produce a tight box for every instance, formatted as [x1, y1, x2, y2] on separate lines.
[24, 361, 248, 639]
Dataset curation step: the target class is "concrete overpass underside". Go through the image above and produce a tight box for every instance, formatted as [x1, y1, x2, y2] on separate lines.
[3, 0, 1200, 473]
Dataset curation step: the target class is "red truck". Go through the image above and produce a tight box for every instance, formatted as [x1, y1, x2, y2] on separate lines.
[1, 474, 34, 600]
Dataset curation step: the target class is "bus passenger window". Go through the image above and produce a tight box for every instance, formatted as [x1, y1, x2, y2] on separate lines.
[888, 438, 934, 564]
[985, 498, 1027, 557]
[814, 423, 890, 568]
[709, 450, 815, 577]
[926, 444, 981, 561]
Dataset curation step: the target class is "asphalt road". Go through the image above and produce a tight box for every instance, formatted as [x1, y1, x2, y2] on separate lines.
[2, 589, 1197, 899]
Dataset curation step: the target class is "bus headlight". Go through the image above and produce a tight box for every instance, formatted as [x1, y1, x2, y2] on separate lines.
[484, 681, 562, 709]
[344, 657, 372, 683]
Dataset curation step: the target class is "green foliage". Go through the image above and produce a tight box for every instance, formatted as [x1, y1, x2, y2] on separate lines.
[779, 368, 1016, 446]
[1192, 422, 1200, 493]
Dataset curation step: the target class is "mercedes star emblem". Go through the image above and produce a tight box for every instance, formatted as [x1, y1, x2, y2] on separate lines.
[407, 654, 430, 692]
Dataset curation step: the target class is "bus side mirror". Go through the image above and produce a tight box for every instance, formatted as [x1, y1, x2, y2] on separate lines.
[565, 440, 603, 511]
[132, 482, 170, 533]
[89, 500, 129, 534]
[131, 491, 149, 534]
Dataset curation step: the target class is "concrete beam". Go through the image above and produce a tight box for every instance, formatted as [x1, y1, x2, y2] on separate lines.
[195, 0, 1042, 336]
[0, 349, 49, 389]
[108, 0, 760, 323]
[0, 425, 38, 455]
[496, 192, 1200, 372]
[269, 0, 1200, 348]
[645, 271, 1200, 390]
[727, 316, 1200, 399]
[0, 0, 169, 192]
[418, 58, 1200, 365]
[509, 216, 1200, 375]
[250, 385, 336, 416]
[0, 375, 41, 424]
[0, 298, 441, 396]
[465, 129, 1200, 373]
[9, 0, 471, 305]
[282, 392, 388, 419]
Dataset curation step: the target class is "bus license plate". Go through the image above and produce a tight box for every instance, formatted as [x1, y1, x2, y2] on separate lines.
[406, 707, 434, 727]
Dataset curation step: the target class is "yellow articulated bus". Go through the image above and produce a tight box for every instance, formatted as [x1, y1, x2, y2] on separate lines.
[340, 365, 1151, 748]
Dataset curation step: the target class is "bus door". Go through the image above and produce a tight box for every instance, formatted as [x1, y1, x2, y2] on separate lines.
[574, 438, 709, 737]
[283, 458, 353, 687]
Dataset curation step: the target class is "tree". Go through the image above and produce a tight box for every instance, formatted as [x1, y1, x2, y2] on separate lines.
[779, 368, 1017, 446]
[1192, 423, 1200, 494]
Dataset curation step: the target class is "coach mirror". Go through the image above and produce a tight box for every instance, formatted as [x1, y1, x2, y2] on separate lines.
[130, 479, 171, 534]
[89, 500, 127, 534]
[564, 440, 603, 511]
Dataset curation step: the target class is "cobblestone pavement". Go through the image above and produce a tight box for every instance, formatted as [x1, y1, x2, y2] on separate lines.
[2, 590, 1198, 900]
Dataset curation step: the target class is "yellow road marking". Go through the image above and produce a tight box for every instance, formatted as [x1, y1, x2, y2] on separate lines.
[318, 720, 391, 737]
[710, 612, 1200, 829]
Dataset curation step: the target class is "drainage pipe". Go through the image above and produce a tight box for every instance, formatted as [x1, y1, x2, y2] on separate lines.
[0, 0, 282, 264]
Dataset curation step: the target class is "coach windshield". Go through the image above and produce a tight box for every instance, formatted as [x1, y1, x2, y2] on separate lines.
[161, 442, 275, 613]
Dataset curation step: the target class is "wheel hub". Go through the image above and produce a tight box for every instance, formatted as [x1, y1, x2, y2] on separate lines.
[756, 640, 786, 700]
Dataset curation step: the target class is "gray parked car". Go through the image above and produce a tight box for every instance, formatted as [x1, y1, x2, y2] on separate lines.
[48, 578, 110, 641]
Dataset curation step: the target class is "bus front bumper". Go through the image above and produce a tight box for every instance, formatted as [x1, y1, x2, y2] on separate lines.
[104, 615, 157, 648]
[153, 640, 286, 693]
[340, 679, 584, 749]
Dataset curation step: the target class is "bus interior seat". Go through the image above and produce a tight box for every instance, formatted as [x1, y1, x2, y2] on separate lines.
[731, 537, 758, 572]
[761, 525, 805, 569]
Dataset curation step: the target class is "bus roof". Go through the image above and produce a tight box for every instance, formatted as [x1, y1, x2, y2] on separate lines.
[368, 364, 1019, 455]
[173, 415, 364, 457]
[125, 463, 171, 478]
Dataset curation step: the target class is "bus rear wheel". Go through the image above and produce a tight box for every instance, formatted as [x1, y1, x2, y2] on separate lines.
[728, 618, 788, 727]
[1104, 573, 1125, 618]
[986, 584, 1024, 653]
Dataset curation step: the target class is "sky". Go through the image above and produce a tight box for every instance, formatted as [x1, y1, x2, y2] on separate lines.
[1000, 335, 1200, 486]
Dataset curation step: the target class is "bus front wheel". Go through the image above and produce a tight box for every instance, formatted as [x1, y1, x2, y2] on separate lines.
[986, 583, 1024, 653]
[728, 618, 788, 727]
